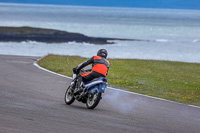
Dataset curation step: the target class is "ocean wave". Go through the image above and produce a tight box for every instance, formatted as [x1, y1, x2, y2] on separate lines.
[0, 41, 200, 63]
[192, 39, 200, 43]
[155, 39, 173, 43]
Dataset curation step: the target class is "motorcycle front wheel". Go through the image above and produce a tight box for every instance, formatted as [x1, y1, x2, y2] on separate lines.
[86, 92, 102, 109]
[64, 86, 75, 105]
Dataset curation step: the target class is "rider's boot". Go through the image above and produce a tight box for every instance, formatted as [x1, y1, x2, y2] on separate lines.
[80, 81, 85, 89]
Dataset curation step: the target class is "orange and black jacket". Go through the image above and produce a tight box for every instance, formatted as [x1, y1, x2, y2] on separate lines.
[76, 56, 110, 77]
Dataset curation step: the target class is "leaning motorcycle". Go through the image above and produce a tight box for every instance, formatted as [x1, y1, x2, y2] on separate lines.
[64, 65, 108, 109]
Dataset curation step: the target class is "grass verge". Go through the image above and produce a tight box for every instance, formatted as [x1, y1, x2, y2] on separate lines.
[37, 54, 200, 106]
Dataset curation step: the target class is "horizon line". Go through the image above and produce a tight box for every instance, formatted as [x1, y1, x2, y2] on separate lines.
[0, 2, 200, 11]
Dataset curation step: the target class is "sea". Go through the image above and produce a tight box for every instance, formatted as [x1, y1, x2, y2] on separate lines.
[0, 3, 200, 63]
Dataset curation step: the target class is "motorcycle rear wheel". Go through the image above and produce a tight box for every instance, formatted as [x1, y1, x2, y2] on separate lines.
[64, 86, 75, 105]
[86, 92, 102, 109]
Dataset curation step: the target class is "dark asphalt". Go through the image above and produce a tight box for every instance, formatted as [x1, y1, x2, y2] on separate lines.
[0, 54, 200, 133]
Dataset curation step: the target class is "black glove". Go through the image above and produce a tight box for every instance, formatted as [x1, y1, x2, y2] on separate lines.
[73, 68, 78, 74]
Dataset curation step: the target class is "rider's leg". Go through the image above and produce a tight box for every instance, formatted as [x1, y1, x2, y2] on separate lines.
[81, 71, 105, 89]
[81, 71, 104, 81]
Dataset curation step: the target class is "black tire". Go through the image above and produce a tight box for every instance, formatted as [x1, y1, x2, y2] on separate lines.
[86, 92, 102, 109]
[64, 86, 75, 105]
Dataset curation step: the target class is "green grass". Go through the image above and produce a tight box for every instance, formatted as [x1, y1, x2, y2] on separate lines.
[38, 54, 200, 106]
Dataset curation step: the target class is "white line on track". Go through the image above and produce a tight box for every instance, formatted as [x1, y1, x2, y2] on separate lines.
[33, 59, 200, 109]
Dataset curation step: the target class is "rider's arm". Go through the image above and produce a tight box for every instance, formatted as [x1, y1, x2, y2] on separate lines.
[75, 56, 94, 72]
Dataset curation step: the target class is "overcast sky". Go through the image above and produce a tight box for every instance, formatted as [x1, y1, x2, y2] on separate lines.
[0, 0, 200, 9]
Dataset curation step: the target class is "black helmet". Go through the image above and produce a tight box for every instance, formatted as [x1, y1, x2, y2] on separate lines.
[97, 49, 108, 58]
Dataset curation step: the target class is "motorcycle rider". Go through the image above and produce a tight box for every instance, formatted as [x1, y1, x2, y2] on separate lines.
[73, 49, 110, 92]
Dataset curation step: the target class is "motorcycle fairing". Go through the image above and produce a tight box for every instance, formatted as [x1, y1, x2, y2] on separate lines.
[85, 77, 107, 93]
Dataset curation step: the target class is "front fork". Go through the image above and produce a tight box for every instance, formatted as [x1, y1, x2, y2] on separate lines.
[69, 78, 77, 94]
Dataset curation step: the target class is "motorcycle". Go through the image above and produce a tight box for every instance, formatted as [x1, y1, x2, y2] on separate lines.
[64, 65, 108, 109]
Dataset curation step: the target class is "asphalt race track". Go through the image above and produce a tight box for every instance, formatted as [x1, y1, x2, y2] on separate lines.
[0, 54, 200, 133]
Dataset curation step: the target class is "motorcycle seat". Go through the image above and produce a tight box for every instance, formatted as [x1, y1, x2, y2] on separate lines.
[85, 77, 103, 85]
